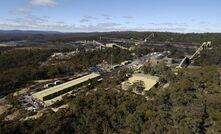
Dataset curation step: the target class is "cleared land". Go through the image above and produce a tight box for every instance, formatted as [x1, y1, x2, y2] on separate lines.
[122, 73, 159, 91]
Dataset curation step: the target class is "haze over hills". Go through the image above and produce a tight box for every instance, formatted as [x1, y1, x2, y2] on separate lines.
[0, 30, 220, 35]
[0, 30, 221, 44]
[0, 30, 63, 35]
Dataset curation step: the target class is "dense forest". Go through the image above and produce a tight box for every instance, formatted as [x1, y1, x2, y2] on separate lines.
[0, 66, 220, 134]
[194, 42, 221, 66]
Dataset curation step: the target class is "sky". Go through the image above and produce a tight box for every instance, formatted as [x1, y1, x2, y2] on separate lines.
[0, 0, 220, 33]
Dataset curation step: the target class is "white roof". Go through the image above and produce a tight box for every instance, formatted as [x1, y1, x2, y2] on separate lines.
[32, 73, 100, 101]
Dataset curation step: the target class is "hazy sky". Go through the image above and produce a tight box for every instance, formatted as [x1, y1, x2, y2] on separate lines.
[0, 0, 220, 33]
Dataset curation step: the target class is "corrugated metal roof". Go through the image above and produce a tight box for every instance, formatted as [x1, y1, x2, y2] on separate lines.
[32, 73, 100, 101]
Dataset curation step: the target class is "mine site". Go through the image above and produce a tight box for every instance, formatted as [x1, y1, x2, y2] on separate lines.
[0, 0, 221, 134]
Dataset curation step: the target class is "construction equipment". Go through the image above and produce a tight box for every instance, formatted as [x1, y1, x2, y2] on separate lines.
[100, 33, 155, 46]
[176, 41, 212, 69]
[93, 40, 106, 48]
[144, 33, 155, 43]
[106, 43, 129, 50]
[93, 40, 129, 68]
[93, 40, 130, 50]
[100, 37, 129, 43]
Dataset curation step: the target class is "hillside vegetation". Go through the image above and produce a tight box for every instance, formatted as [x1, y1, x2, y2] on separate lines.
[0, 66, 220, 134]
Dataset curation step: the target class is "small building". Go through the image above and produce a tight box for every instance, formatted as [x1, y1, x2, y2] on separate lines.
[122, 73, 159, 91]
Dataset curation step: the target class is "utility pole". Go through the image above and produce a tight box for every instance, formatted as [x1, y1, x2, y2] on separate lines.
[111, 54, 113, 68]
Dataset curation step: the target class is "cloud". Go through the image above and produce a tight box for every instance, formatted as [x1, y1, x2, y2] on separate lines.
[148, 22, 188, 27]
[143, 27, 188, 32]
[125, 21, 133, 24]
[8, 16, 48, 25]
[1, 15, 220, 33]
[80, 16, 97, 23]
[197, 21, 210, 26]
[28, 0, 58, 7]
[0, 20, 187, 32]
[9, 7, 30, 15]
[8, 5, 50, 26]
[102, 14, 113, 20]
[0, 18, 124, 32]
[56, 21, 66, 24]
[97, 23, 121, 27]
[2, 12, 50, 30]
[73, 23, 122, 32]
[0, 21, 219, 33]
[123, 16, 134, 19]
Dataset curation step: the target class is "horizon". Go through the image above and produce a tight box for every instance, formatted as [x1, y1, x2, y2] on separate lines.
[0, 29, 220, 34]
[0, 0, 221, 33]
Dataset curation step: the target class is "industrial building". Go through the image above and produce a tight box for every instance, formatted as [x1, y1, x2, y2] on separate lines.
[32, 73, 101, 106]
[122, 73, 159, 92]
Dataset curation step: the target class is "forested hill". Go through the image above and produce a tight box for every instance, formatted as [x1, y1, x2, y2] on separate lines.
[1, 30, 221, 43]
